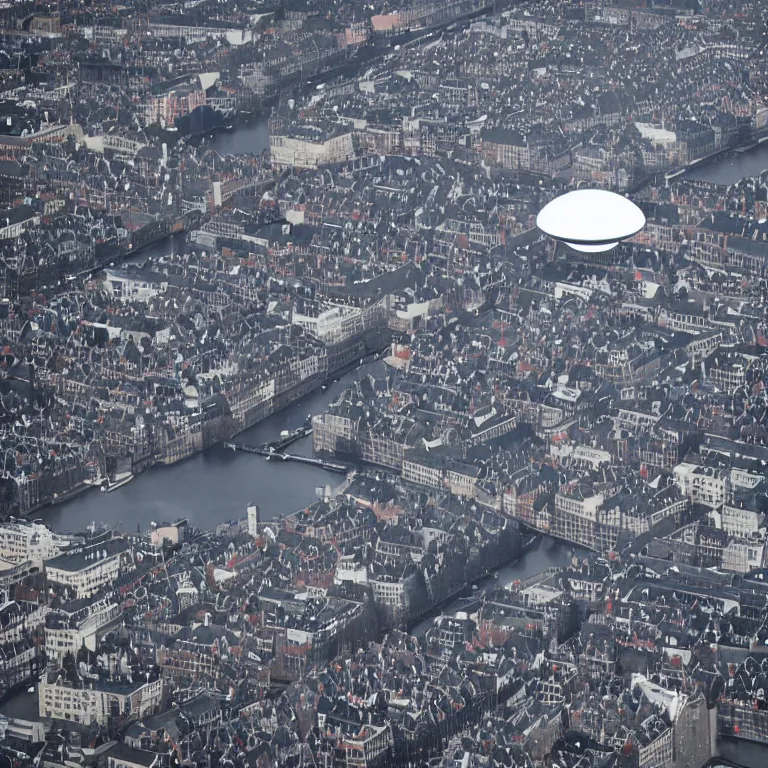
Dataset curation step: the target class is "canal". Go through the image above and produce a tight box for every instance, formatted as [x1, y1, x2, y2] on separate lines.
[207, 117, 270, 156]
[717, 740, 768, 768]
[684, 142, 768, 185]
[410, 541, 578, 637]
[43, 362, 373, 534]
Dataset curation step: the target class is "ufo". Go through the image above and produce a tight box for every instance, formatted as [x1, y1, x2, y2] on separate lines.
[536, 189, 646, 253]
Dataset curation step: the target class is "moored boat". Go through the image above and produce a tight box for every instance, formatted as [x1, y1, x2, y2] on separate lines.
[101, 471, 134, 493]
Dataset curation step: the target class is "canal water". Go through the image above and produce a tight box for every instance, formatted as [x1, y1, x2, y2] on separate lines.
[684, 142, 768, 185]
[207, 117, 270, 156]
[43, 364, 372, 534]
[717, 740, 768, 768]
[411, 542, 577, 637]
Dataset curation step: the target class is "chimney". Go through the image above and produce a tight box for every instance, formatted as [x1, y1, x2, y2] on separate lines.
[247, 504, 260, 538]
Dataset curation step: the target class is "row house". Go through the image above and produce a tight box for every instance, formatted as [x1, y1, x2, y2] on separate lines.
[673, 463, 730, 509]
[38, 676, 163, 727]
[45, 595, 121, 663]
[270, 131, 356, 170]
[139, 85, 206, 128]
[46, 538, 135, 600]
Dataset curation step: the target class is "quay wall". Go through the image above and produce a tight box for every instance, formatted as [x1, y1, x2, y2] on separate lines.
[660, 125, 768, 184]
[719, 703, 768, 744]
[157, 328, 378, 467]
[10, 321, 384, 516]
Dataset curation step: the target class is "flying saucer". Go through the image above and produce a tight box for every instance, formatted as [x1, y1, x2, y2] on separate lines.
[537, 189, 646, 252]
[566, 241, 619, 253]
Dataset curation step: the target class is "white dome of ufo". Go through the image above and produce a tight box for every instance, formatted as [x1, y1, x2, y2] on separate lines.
[537, 189, 645, 249]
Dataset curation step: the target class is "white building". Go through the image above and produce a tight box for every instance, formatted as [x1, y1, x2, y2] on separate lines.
[45, 595, 121, 663]
[247, 504, 260, 538]
[334, 556, 368, 586]
[270, 132, 355, 170]
[368, 571, 418, 625]
[292, 304, 365, 344]
[719, 504, 764, 539]
[0, 207, 40, 240]
[673, 463, 729, 509]
[103, 269, 167, 303]
[0, 521, 78, 570]
[39, 676, 163, 726]
[150, 519, 188, 548]
[46, 540, 134, 599]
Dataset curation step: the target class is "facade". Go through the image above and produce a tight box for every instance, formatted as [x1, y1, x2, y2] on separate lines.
[270, 132, 356, 170]
[656, 304, 710, 334]
[673, 463, 730, 508]
[103, 270, 168, 303]
[0, 207, 40, 240]
[0, 639, 43, 701]
[401, 453, 479, 498]
[148, 20, 252, 46]
[0, 521, 76, 569]
[672, 693, 717, 768]
[45, 595, 121, 663]
[720, 504, 764, 538]
[481, 129, 531, 170]
[103, 133, 148, 159]
[46, 540, 134, 599]
[552, 491, 606, 551]
[150, 520, 188, 548]
[30, 16, 62, 36]
[721, 539, 765, 573]
[359, 125, 403, 156]
[313, 413, 406, 470]
[247, 504, 260, 539]
[638, 726, 674, 768]
[402, 455, 443, 490]
[140, 85, 206, 127]
[340, 723, 392, 768]
[38, 677, 163, 726]
[369, 570, 418, 627]
[292, 305, 366, 344]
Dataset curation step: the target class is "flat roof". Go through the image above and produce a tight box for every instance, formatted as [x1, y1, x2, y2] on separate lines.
[47, 540, 129, 573]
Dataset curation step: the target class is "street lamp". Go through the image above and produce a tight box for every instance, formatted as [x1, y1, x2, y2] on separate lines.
[536, 189, 646, 252]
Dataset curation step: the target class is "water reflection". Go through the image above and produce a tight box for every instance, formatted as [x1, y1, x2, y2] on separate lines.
[685, 143, 768, 185]
[44, 365, 367, 534]
[207, 118, 270, 156]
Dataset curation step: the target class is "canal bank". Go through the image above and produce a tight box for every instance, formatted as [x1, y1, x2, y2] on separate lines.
[46, 141, 768, 535]
[409, 540, 579, 637]
[43, 360, 379, 534]
[681, 139, 768, 185]
[202, 3, 501, 158]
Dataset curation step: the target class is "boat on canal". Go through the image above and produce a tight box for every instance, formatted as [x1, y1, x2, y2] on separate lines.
[101, 470, 134, 493]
